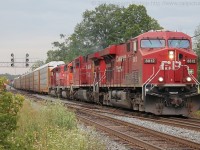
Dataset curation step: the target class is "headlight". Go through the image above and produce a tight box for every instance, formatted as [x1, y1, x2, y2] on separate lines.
[158, 77, 164, 82]
[186, 77, 192, 82]
[169, 51, 174, 60]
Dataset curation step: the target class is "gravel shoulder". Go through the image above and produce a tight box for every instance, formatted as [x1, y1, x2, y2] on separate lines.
[102, 113, 200, 144]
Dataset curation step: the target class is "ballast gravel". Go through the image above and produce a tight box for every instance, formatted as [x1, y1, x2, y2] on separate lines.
[102, 113, 200, 144]
[78, 124, 130, 150]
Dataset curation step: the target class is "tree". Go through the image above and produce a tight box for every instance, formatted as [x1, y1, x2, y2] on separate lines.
[30, 60, 45, 71]
[46, 34, 71, 63]
[194, 24, 200, 52]
[46, 4, 162, 63]
[193, 24, 200, 80]
[70, 4, 162, 51]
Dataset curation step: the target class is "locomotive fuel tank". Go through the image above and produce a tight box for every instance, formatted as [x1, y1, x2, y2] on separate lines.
[109, 90, 132, 109]
[74, 89, 93, 102]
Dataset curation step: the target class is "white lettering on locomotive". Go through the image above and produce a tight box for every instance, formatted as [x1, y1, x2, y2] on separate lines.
[116, 66, 122, 72]
[86, 64, 91, 69]
[133, 56, 137, 63]
[160, 61, 181, 70]
[116, 55, 126, 62]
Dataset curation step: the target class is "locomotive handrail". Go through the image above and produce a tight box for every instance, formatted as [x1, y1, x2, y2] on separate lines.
[93, 70, 107, 92]
[143, 67, 155, 86]
[182, 65, 200, 93]
[94, 70, 107, 87]
[144, 68, 161, 97]
[142, 66, 155, 100]
[181, 65, 200, 85]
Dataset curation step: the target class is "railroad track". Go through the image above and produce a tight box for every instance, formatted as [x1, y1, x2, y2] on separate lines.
[75, 107, 200, 150]
[93, 109, 200, 132]
[10, 89, 200, 149]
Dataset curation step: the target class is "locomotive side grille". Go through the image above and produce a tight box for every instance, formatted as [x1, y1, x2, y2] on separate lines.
[133, 71, 139, 84]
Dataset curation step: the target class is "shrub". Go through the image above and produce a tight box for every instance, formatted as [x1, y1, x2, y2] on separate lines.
[0, 77, 24, 149]
[191, 110, 200, 118]
[8, 101, 105, 150]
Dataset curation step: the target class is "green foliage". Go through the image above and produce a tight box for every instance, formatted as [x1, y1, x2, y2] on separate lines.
[30, 60, 45, 71]
[194, 24, 200, 81]
[0, 74, 19, 82]
[46, 3, 162, 63]
[0, 77, 6, 91]
[46, 34, 72, 63]
[191, 110, 200, 119]
[8, 101, 105, 150]
[0, 77, 24, 149]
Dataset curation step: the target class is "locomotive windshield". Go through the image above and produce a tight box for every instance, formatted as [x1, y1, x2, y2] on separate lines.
[168, 39, 190, 48]
[141, 39, 165, 48]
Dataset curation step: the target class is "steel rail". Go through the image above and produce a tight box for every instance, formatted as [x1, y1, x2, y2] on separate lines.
[78, 115, 161, 150]
[76, 107, 200, 149]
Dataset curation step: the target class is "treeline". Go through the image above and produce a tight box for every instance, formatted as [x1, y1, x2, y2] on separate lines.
[194, 24, 200, 81]
[46, 4, 162, 63]
[0, 74, 20, 81]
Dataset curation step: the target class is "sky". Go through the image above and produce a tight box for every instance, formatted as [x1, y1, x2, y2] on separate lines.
[0, 0, 200, 75]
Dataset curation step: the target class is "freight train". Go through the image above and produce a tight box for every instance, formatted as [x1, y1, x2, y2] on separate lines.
[14, 30, 200, 116]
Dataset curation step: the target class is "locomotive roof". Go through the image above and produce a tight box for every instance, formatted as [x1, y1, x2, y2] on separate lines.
[135, 30, 191, 40]
[34, 61, 65, 71]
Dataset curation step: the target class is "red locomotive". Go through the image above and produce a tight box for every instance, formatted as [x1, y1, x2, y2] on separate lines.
[49, 30, 200, 116]
[14, 30, 200, 116]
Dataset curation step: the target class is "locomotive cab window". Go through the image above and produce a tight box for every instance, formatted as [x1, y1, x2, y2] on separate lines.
[133, 40, 138, 52]
[126, 43, 130, 52]
[141, 39, 165, 48]
[168, 39, 190, 49]
[69, 66, 73, 73]
[57, 68, 60, 73]
[64, 65, 67, 71]
[76, 62, 79, 67]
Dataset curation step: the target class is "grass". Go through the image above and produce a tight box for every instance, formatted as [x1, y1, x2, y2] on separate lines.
[8, 100, 105, 150]
[191, 110, 200, 119]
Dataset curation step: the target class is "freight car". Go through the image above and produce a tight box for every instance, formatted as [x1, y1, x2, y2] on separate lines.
[14, 30, 200, 116]
[13, 61, 64, 93]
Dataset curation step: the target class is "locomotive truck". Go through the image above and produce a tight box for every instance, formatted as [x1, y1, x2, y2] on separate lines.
[14, 30, 200, 116]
